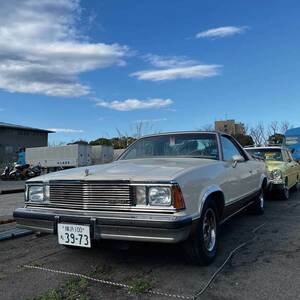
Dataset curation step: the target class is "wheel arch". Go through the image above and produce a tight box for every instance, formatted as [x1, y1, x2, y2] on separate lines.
[260, 174, 268, 192]
[262, 176, 268, 191]
[199, 185, 225, 220]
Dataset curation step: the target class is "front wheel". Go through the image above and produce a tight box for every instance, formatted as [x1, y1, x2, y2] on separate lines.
[249, 188, 265, 215]
[281, 183, 290, 201]
[184, 201, 218, 265]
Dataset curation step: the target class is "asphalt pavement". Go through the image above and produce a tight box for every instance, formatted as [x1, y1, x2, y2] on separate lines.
[0, 193, 24, 222]
[0, 180, 25, 194]
[0, 190, 300, 299]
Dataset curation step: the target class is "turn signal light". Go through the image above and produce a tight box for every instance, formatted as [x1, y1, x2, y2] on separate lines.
[172, 185, 185, 210]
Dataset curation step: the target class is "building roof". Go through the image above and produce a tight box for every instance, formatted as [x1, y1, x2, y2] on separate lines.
[0, 122, 54, 133]
[285, 127, 300, 136]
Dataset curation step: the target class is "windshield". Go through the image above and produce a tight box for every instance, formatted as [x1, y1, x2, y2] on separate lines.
[120, 133, 219, 160]
[247, 149, 283, 161]
[285, 136, 299, 146]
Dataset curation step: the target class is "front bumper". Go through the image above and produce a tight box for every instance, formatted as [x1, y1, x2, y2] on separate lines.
[268, 179, 285, 191]
[13, 207, 192, 243]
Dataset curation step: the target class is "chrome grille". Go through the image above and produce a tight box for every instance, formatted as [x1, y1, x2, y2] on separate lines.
[49, 181, 133, 210]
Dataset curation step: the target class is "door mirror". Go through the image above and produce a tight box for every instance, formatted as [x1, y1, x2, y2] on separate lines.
[232, 155, 245, 167]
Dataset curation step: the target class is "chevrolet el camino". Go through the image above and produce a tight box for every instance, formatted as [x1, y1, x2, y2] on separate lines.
[14, 131, 268, 265]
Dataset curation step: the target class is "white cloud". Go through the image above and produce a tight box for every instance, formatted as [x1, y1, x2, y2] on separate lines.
[96, 98, 173, 111]
[196, 26, 248, 39]
[132, 54, 221, 81]
[0, 0, 129, 97]
[131, 65, 221, 81]
[48, 128, 84, 134]
[144, 54, 197, 68]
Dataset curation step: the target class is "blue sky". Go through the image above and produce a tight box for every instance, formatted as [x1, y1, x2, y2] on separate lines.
[0, 0, 299, 143]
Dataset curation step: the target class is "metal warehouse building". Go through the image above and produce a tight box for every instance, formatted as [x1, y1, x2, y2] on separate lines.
[0, 122, 53, 167]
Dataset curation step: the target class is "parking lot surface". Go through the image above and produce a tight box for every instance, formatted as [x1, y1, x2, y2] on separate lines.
[0, 180, 25, 193]
[1, 191, 300, 300]
[0, 193, 24, 222]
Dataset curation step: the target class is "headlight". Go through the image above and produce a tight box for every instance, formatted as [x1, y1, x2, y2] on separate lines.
[27, 185, 49, 203]
[271, 169, 282, 180]
[134, 185, 185, 209]
[149, 187, 171, 206]
[28, 186, 44, 202]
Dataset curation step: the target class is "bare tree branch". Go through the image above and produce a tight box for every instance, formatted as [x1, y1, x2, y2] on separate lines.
[280, 121, 292, 134]
[199, 124, 214, 131]
[250, 123, 267, 146]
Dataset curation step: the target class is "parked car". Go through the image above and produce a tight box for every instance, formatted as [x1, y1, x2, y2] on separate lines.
[245, 146, 300, 200]
[14, 131, 268, 265]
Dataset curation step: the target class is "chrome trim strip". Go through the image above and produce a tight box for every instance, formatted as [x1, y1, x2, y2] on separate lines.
[26, 204, 178, 214]
[220, 201, 254, 225]
[224, 189, 260, 207]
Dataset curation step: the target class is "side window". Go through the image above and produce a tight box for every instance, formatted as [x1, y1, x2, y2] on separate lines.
[221, 136, 243, 161]
[282, 150, 288, 162]
[286, 150, 293, 162]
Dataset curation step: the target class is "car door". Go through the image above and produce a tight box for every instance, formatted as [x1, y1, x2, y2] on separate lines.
[285, 150, 298, 187]
[220, 135, 253, 212]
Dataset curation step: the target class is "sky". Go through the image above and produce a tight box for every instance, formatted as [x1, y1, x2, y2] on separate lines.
[0, 0, 299, 143]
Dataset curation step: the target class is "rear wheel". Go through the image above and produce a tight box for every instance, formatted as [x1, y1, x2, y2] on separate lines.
[184, 201, 218, 265]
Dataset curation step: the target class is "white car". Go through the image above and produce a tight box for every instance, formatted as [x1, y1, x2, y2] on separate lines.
[14, 131, 267, 265]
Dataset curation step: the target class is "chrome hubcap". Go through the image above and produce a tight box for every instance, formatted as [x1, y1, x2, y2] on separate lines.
[203, 208, 217, 252]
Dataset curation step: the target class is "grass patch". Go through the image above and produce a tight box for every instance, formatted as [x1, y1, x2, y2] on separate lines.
[64, 277, 89, 300]
[129, 278, 154, 294]
[31, 277, 90, 300]
[33, 289, 62, 300]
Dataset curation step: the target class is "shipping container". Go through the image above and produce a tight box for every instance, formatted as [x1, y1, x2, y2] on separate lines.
[26, 144, 92, 168]
[91, 145, 113, 164]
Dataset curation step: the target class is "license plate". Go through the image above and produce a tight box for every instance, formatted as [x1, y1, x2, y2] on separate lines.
[57, 223, 91, 248]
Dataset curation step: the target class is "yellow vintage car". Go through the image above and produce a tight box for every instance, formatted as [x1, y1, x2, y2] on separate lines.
[245, 146, 300, 200]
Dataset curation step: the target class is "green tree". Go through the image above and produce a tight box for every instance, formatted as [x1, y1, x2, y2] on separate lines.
[233, 134, 254, 147]
[68, 140, 88, 145]
[268, 133, 284, 145]
[89, 138, 112, 146]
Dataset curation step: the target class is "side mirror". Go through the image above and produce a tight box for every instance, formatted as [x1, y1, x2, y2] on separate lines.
[232, 154, 245, 168]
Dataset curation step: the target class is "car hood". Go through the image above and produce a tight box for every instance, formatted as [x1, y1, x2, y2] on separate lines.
[29, 157, 216, 182]
[266, 161, 286, 171]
